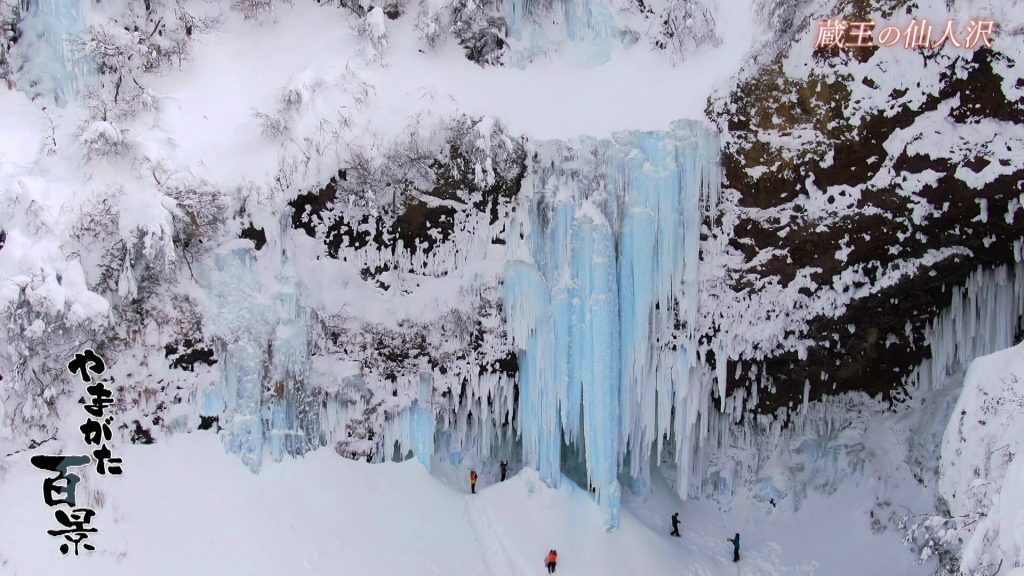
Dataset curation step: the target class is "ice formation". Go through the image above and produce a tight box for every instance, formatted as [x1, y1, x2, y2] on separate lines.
[908, 260, 1024, 393]
[503, 121, 720, 527]
[188, 117, 1022, 533]
[202, 218, 318, 472]
[16, 0, 91, 106]
[504, 0, 618, 66]
[699, 259, 1024, 507]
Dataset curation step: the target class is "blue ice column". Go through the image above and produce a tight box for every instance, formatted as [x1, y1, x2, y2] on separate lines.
[506, 0, 527, 40]
[612, 125, 720, 499]
[17, 0, 91, 106]
[410, 372, 436, 470]
[504, 258, 561, 485]
[671, 123, 721, 499]
[561, 0, 615, 65]
[205, 245, 274, 473]
[571, 202, 621, 529]
[549, 203, 580, 443]
[616, 131, 690, 488]
[222, 339, 266, 473]
[215, 248, 265, 472]
[267, 255, 313, 462]
[504, 207, 562, 485]
[505, 0, 615, 65]
[504, 123, 720, 520]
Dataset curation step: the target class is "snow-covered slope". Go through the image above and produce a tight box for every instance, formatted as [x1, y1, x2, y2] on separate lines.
[937, 343, 1024, 574]
[0, 431, 928, 576]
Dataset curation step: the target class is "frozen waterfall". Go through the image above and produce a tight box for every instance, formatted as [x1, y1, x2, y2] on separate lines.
[202, 220, 318, 473]
[191, 118, 1024, 534]
[504, 0, 617, 66]
[503, 120, 721, 528]
[17, 0, 91, 106]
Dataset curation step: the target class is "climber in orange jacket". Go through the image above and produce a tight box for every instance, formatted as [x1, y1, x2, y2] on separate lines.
[545, 549, 558, 573]
[470, 469, 478, 494]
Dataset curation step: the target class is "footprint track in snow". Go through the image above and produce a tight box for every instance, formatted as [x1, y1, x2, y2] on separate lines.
[464, 494, 533, 576]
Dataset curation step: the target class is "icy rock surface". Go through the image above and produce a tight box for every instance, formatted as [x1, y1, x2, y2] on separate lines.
[187, 111, 1020, 531]
[706, 0, 1024, 413]
[191, 120, 721, 529]
[500, 0, 721, 66]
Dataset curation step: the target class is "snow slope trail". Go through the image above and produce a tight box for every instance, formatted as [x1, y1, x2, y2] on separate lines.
[465, 492, 532, 576]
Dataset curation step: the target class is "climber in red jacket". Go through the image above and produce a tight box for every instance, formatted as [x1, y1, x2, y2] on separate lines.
[545, 549, 558, 573]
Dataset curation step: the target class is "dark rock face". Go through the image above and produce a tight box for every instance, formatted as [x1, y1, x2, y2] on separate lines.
[130, 420, 156, 444]
[239, 223, 267, 250]
[708, 20, 1024, 413]
[164, 339, 217, 372]
[198, 415, 219, 431]
[290, 117, 525, 277]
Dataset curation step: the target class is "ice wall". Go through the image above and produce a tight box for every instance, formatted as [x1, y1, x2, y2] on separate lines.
[17, 0, 91, 106]
[205, 242, 270, 472]
[202, 220, 318, 472]
[266, 247, 317, 462]
[503, 120, 721, 527]
[191, 116, 1020, 532]
[504, 0, 617, 66]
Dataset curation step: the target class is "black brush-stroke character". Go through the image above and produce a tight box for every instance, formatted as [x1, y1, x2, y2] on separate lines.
[47, 508, 98, 538]
[83, 382, 115, 418]
[58, 532, 96, 556]
[29, 455, 91, 507]
[80, 417, 113, 446]
[91, 445, 123, 475]
[67, 349, 105, 383]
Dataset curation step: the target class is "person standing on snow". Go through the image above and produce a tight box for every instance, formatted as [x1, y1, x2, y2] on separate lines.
[727, 533, 740, 562]
[499, 460, 508, 481]
[670, 512, 681, 537]
[545, 549, 558, 573]
[470, 469, 478, 494]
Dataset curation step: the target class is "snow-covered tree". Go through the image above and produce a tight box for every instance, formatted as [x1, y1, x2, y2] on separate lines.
[0, 0, 23, 85]
[64, 1, 217, 124]
[232, 0, 278, 20]
[651, 0, 721, 61]
[414, 0, 506, 65]
[449, 0, 505, 65]
[80, 119, 131, 159]
[0, 180, 111, 455]
[414, 0, 446, 48]
[358, 6, 389, 64]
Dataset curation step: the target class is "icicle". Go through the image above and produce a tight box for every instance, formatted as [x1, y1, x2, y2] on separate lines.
[715, 344, 729, 412]
[504, 237, 561, 485]
[117, 250, 137, 301]
[572, 201, 621, 529]
[410, 372, 436, 470]
[907, 262, 1024, 391]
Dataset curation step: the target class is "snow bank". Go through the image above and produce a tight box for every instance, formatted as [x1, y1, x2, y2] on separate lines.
[940, 342, 1024, 573]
